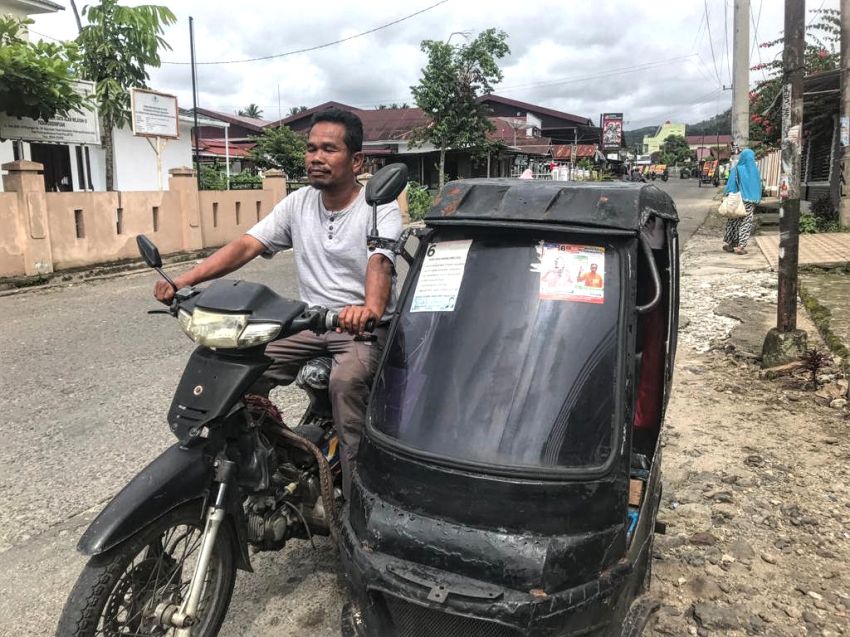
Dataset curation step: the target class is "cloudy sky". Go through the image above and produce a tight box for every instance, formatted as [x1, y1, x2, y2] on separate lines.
[31, 0, 839, 129]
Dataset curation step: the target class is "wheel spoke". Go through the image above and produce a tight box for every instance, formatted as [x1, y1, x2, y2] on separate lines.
[95, 519, 220, 636]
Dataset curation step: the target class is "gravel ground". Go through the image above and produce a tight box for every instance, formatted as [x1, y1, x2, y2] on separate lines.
[648, 220, 850, 636]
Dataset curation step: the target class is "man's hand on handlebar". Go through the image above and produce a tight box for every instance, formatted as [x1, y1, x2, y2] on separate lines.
[153, 275, 190, 304]
[337, 305, 378, 335]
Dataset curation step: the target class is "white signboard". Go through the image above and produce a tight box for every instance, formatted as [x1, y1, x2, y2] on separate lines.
[410, 240, 472, 312]
[0, 80, 100, 145]
[131, 88, 179, 138]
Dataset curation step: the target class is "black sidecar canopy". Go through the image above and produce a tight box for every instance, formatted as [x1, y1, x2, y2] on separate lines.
[426, 179, 678, 232]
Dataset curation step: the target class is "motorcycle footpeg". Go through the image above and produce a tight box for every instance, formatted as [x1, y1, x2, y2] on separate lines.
[354, 334, 378, 342]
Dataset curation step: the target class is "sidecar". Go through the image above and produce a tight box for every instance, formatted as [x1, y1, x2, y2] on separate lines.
[340, 179, 679, 637]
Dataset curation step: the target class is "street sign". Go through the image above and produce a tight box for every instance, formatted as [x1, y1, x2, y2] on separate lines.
[0, 80, 100, 145]
[131, 88, 179, 139]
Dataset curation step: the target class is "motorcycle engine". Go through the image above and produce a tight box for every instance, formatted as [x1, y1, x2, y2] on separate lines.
[245, 495, 291, 551]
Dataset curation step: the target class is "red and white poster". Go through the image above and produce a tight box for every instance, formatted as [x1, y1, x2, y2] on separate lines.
[601, 113, 624, 150]
[532, 242, 605, 303]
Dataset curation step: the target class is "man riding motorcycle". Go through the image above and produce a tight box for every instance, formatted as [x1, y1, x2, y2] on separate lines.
[154, 108, 403, 495]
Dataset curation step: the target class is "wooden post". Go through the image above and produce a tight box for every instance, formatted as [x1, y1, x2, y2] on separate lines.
[776, 0, 804, 333]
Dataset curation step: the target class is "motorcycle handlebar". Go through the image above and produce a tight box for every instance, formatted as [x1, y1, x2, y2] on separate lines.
[325, 311, 376, 333]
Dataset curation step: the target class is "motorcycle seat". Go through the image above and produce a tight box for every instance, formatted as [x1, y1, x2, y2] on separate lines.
[296, 356, 332, 391]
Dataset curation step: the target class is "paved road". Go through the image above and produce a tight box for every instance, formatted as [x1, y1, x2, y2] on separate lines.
[0, 179, 714, 636]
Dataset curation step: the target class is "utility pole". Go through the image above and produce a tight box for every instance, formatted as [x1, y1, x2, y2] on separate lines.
[190, 17, 201, 192]
[839, 0, 850, 227]
[732, 0, 750, 151]
[762, 0, 807, 368]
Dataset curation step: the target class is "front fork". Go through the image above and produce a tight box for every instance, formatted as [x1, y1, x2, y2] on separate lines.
[157, 457, 235, 635]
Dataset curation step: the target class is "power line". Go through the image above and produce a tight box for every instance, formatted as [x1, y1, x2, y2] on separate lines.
[690, 8, 707, 52]
[627, 88, 725, 128]
[750, 0, 767, 82]
[494, 55, 697, 93]
[163, 0, 449, 65]
[703, 0, 723, 86]
[285, 54, 701, 109]
[26, 28, 63, 42]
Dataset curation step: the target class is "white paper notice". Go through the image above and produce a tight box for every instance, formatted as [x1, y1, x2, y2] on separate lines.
[410, 240, 472, 312]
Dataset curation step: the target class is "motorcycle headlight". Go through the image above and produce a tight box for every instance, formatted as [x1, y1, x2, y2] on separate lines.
[177, 308, 281, 349]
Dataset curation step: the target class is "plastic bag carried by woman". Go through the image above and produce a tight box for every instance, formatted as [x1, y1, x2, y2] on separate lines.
[721, 148, 762, 255]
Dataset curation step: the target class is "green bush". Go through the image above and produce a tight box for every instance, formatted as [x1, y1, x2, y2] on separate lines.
[799, 213, 818, 234]
[198, 164, 226, 190]
[811, 195, 838, 232]
[229, 170, 262, 189]
[407, 181, 433, 221]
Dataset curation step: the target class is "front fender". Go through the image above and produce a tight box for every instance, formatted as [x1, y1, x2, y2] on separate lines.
[78, 443, 212, 555]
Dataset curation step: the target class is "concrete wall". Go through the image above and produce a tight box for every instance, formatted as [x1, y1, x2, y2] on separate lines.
[0, 161, 410, 278]
[199, 190, 279, 249]
[0, 161, 287, 277]
[45, 190, 186, 270]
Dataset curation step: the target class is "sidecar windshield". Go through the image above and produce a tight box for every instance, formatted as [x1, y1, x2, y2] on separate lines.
[371, 231, 622, 472]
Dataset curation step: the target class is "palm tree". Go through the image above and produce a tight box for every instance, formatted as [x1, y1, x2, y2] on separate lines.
[238, 103, 263, 119]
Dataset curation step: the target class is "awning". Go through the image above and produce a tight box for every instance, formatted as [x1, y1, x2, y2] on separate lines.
[551, 144, 597, 159]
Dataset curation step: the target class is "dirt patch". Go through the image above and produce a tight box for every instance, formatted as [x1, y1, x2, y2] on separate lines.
[649, 226, 850, 636]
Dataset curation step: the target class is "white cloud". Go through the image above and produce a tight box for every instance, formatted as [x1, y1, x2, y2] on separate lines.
[30, 0, 839, 128]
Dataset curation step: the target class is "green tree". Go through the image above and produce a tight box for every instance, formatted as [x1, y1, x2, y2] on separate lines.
[659, 134, 692, 165]
[410, 28, 510, 189]
[238, 103, 263, 119]
[287, 105, 308, 116]
[0, 17, 87, 121]
[249, 126, 307, 178]
[75, 0, 176, 190]
[749, 8, 839, 148]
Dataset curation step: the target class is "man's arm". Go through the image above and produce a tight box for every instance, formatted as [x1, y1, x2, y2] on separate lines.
[153, 234, 267, 302]
[337, 254, 393, 334]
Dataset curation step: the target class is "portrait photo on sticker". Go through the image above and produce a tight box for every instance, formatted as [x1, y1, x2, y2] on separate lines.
[532, 242, 605, 304]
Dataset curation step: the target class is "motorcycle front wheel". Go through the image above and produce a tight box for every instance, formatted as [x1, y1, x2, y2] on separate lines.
[57, 502, 237, 637]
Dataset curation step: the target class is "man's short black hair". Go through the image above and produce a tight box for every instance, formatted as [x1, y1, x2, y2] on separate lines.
[310, 108, 363, 155]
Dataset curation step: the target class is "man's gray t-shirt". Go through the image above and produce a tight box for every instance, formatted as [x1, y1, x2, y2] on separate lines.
[247, 186, 403, 321]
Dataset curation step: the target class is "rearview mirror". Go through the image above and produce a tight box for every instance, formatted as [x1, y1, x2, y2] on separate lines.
[136, 234, 162, 268]
[365, 163, 409, 206]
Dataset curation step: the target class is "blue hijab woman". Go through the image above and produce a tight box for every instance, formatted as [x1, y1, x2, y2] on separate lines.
[722, 148, 761, 254]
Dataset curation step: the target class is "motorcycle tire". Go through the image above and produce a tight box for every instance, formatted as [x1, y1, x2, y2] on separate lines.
[56, 502, 237, 637]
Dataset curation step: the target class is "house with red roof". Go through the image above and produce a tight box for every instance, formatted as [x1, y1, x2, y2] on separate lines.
[256, 97, 599, 187]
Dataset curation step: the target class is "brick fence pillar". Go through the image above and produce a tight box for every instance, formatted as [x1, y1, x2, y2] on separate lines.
[355, 172, 411, 225]
[2, 160, 53, 275]
[262, 169, 287, 205]
[168, 167, 203, 251]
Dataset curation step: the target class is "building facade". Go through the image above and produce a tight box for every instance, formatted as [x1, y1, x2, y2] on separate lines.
[642, 122, 686, 155]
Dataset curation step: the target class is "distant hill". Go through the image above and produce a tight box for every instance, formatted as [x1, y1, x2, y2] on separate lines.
[687, 109, 731, 136]
[624, 109, 732, 149]
[624, 126, 656, 149]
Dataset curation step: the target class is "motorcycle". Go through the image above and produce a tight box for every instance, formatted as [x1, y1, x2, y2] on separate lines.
[339, 177, 680, 636]
[56, 165, 412, 636]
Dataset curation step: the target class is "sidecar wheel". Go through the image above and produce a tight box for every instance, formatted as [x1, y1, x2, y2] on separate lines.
[56, 502, 236, 637]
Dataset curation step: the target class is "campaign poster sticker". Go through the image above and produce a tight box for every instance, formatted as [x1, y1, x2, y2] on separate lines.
[410, 240, 472, 312]
[531, 242, 605, 303]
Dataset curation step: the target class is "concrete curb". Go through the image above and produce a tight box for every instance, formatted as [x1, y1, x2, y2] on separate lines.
[798, 280, 850, 374]
[0, 249, 217, 298]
